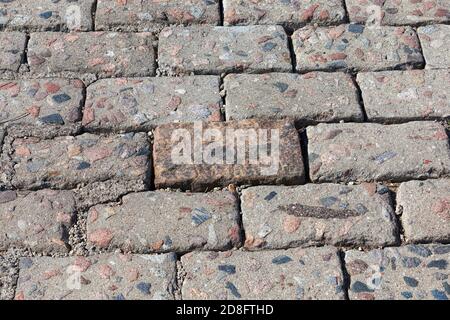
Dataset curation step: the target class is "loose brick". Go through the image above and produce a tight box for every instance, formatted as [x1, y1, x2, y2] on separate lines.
[357, 70, 450, 122]
[181, 247, 345, 300]
[96, 0, 220, 31]
[0, 190, 76, 253]
[346, 245, 450, 300]
[224, 72, 363, 124]
[0, 79, 84, 137]
[0, 0, 95, 31]
[158, 26, 292, 75]
[241, 184, 398, 249]
[418, 24, 450, 69]
[84, 76, 222, 132]
[87, 190, 240, 252]
[293, 24, 423, 72]
[308, 122, 450, 183]
[28, 32, 155, 78]
[346, 0, 450, 25]
[397, 179, 450, 243]
[223, 0, 346, 28]
[9, 132, 150, 190]
[0, 32, 26, 73]
[15, 253, 177, 300]
[153, 119, 305, 191]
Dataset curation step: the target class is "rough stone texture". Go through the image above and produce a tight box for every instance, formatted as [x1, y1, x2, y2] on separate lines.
[158, 25, 292, 75]
[0, 0, 95, 31]
[418, 24, 450, 69]
[86, 190, 241, 253]
[223, 0, 346, 28]
[346, 245, 450, 300]
[0, 128, 4, 151]
[346, 0, 450, 25]
[0, 190, 76, 253]
[0, 79, 84, 137]
[28, 32, 155, 78]
[224, 72, 363, 125]
[293, 24, 424, 72]
[15, 253, 177, 300]
[241, 184, 398, 249]
[397, 179, 450, 243]
[308, 122, 450, 183]
[181, 247, 346, 300]
[0, 252, 19, 301]
[84, 76, 222, 133]
[357, 70, 450, 123]
[9, 132, 151, 190]
[0, 32, 26, 74]
[96, 0, 220, 31]
[153, 119, 305, 191]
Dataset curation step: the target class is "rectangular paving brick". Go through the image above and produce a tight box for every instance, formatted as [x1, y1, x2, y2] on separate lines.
[84, 76, 222, 132]
[418, 24, 450, 69]
[0, 32, 26, 73]
[87, 190, 241, 253]
[0, 0, 95, 31]
[241, 183, 398, 249]
[15, 253, 177, 300]
[357, 69, 450, 122]
[397, 179, 450, 243]
[307, 122, 450, 183]
[0, 190, 76, 253]
[9, 132, 150, 190]
[181, 247, 345, 300]
[28, 32, 155, 78]
[153, 119, 305, 191]
[0, 79, 85, 137]
[346, 0, 450, 25]
[158, 26, 292, 75]
[224, 72, 363, 124]
[223, 0, 346, 28]
[96, 0, 220, 31]
[345, 245, 450, 300]
[293, 24, 424, 72]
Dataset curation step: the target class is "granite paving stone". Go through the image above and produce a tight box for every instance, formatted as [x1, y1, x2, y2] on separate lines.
[224, 72, 363, 124]
[417, 24, 450, 69]
[181, 247, 346, 300]
[293, 24, 424, 72]
[346, 245, 450, 300]
[84, 76, 222, 132]
[0, 32, 26, 74]
[397, 179, 450, 243]
[307, 122, 450, 183]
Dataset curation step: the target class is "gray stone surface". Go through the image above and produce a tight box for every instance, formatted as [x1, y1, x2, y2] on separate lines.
[0, 32, 26, 73]
[84, 76, 222, 132]
[15, 253, 177, 300]
[0, 0, 95, 31]
[307, 122, 450, 183]
[357, 69, 450, 122]
[346, 245, 450, 300]
[223, 0, 346, 28]
[418, 24, 450, 69]
[8, 132, 151, 190]
[181, 247, 346, 300]
[158, 25, 292, 75]
[346, 0, 450, 25]
[224, 72, 363, 124]
[397, 179, 450, 243]
[0, 190, 76, 253]
[293, 24, 423, 72]
[28, 32, 155, 78]
[241, 184, 398, 249]
[96, 0, 220, 31]
[153, 119, 305, 191]
[86, 190, 241, 252]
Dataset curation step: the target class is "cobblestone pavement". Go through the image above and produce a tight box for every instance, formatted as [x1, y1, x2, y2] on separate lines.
[0, 1, 449, 301]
